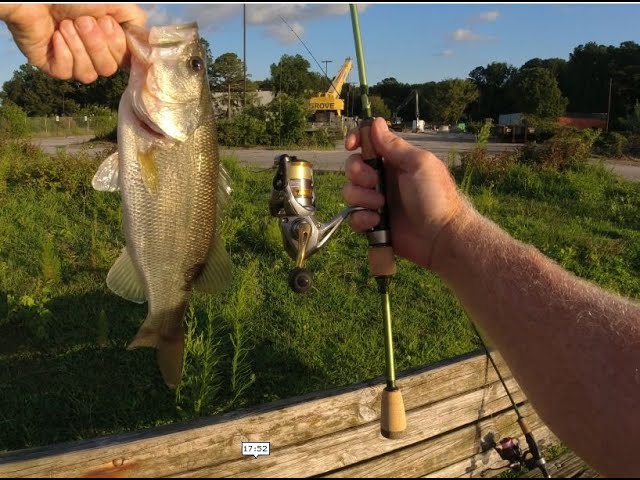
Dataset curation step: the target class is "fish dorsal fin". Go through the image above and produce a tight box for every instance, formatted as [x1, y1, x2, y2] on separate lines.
[92, 152, 120, 192]
[193, 236, 232, 294]
[106, 247, 146, 303]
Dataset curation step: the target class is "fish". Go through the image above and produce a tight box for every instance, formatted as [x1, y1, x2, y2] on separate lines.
[92, 22, 232, 388]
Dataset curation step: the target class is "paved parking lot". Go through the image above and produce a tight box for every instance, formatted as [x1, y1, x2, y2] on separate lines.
[31, 132, 639, 180]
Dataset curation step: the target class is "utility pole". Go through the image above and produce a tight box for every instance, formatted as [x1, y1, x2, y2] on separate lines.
[606, 77, 613, 132]
[243, 3, 247, 110]
[322, 59, 333, 88]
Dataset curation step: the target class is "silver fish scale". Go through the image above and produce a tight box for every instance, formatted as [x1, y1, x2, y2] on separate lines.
[119, 95, 219, 335]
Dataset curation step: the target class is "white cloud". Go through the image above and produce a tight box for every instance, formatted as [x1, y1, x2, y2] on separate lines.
[451, 28, 495, 42]
[476, 11, 500, 22]
[183, 4, 242, 31]
[143, 5, 182, 27]
[266, 22, 304, 45]
[184, 3, 370, 44]
[434, 49, 454, 57]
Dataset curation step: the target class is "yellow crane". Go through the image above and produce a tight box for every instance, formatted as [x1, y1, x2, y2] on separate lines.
[309, 57, 353, 123]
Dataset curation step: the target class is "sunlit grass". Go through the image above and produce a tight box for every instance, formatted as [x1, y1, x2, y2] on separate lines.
[0, 140, 638, 452]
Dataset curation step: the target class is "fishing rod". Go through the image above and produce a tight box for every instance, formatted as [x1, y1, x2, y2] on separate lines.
[268, 4, 406, 440]
[349, 3, 406, 439]
[473, 326, 551, 478]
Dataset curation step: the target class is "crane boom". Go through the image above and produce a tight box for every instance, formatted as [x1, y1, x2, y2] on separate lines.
[326, 57, 353, 98]
[309, 57, 353, 116]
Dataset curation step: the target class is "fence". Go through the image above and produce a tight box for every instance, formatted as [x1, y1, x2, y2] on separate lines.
[0, 351, 597, 478]
[25, 116, 116, 137]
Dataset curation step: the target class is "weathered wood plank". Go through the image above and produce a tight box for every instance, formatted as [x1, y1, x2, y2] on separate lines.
[0, 352, 513, 478]
[173, 377, 525, 477]
[324, 402, 544, 478]
[522, 452, 601, 478]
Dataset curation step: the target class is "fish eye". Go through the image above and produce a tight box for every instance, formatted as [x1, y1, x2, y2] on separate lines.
[189, 56, 204, 72]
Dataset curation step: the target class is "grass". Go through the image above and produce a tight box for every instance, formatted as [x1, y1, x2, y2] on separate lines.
[0, 139, 639, 453]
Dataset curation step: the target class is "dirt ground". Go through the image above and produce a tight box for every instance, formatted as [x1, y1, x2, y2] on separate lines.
[31, 132, 640, 181]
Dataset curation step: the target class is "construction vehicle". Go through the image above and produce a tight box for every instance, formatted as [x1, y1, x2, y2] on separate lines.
[391, 89, 420, 132]
[308, 58, 353, 135]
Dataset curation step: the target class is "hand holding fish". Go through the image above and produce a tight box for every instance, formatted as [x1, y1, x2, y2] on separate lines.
[0, 4, 146, 83]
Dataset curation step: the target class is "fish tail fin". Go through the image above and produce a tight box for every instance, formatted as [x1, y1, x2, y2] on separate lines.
[128, 311, 185, 389]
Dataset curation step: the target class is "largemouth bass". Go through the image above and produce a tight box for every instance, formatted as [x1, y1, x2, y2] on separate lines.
[92, 22, 232, 388]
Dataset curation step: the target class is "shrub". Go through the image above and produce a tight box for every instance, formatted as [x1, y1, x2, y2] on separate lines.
[624, 133, 640, 158]
[0, 102, 30, 138]
[595, 131, 627, 158]
[519, 127, 599, 171]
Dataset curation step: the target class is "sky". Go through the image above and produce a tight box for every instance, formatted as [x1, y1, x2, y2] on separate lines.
[0, 3, 639, 88]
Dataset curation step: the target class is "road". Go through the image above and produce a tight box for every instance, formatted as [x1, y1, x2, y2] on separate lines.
[220, 132, 522, 171]
[31, 133, 640, 181]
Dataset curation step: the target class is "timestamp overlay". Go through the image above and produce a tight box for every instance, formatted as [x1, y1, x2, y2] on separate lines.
[241, 442, 271, 458]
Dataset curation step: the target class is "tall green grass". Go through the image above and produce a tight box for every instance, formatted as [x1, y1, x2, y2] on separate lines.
[0, 138, 638, 453]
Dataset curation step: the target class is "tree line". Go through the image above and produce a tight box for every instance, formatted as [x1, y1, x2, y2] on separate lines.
[1, 39, 639, 132]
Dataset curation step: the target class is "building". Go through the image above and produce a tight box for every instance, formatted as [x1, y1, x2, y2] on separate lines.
[211, 90, 274, 117]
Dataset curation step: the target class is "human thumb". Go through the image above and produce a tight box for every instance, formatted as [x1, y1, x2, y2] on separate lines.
[370, 117, 415, 169]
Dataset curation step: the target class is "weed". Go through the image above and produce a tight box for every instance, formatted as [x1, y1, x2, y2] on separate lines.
[176, 302, 224, 418]
[0, 144, 638, 453]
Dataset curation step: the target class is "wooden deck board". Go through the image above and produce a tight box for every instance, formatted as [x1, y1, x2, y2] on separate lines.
[0, 351, 595, 479]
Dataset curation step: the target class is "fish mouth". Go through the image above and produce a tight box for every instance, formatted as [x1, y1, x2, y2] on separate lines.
[138, 117, 166, 140]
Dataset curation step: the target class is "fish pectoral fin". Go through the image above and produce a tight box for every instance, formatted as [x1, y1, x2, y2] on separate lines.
[138, 148, 159, 194]
[193, 237, 232, 294]
[106, 247, 146, 303]
[92, 151, 120, 192]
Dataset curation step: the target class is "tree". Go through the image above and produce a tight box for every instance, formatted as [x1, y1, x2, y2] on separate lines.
[563, 42, 611, 113]
[430, 79, 479, 124]
[1, 64, 77, 116]
[512, 67, 568, 118]
[608, 41, 640, 127]
[618, 99, 640, 133]
[270, 54, 324, 98]
[369, 95, 390, 119]
[468, 62, 517, 121]
[371, 77, 411, 113]
[521, 57, 567, 82]
[210, 52, 250, 117]
[264, 93, 311, 146]
[75, 70, 129, 111]
[199, 38, 216, 87]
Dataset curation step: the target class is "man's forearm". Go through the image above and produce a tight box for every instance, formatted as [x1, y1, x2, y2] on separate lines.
[433, 207, 640, 477]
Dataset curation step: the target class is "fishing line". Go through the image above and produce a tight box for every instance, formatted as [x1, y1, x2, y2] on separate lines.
[278, 14, 342, 97]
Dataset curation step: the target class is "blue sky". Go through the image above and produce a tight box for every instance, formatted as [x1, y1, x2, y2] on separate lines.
[0, 3, 639, 88]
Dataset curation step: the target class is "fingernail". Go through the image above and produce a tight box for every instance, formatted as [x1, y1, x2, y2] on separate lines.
[76, 16, 96, 35]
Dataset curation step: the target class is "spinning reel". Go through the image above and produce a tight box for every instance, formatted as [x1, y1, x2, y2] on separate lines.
[269, 154, 365, 293]
[487, 431, 549, 476]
